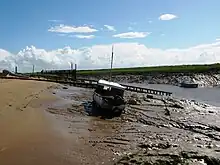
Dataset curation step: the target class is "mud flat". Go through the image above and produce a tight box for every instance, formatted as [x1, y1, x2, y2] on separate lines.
[1, 79, 220, 164]
[47, 85, 220, 165]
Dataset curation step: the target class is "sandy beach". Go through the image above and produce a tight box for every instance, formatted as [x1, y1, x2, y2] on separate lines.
[0, 79, 70, 165]
[0, 79, 116, 165]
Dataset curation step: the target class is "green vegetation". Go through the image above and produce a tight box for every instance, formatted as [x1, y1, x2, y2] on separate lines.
[77, 63, 220, 76]
[23, 63, 220, 77]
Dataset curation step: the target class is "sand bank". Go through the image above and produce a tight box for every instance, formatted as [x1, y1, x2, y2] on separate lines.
[0, 80, 71, 165]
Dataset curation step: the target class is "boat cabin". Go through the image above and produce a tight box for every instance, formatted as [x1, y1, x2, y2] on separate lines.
[94, 79, 126, 97]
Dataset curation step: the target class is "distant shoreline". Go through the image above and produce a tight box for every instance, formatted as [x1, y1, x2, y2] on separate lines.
[76, 63, 220, 87]
[78, 72, 220, 88]
[77, 63, 220, 76]
[15, 63, 220, 88]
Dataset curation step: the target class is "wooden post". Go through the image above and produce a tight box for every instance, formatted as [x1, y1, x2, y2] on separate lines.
[74, 64, 77, 80]
[109, 45, 114, 81]
[71, 62, 73, 70]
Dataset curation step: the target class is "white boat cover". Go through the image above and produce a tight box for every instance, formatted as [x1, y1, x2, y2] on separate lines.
[98, 79, 126, 90]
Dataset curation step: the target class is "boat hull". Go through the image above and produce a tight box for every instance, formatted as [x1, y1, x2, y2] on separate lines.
[180, 83, 198, 88]
[92, 92, 125, 116]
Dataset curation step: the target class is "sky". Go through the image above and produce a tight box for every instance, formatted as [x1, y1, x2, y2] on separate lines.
[0, 0, 220, 72]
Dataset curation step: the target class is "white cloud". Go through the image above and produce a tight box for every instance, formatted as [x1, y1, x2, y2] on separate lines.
[128, 27, 133, 31]
[57, 33, 95, 39]
[113, 32, 151, 39]
[104, 25, 116, 32]
[48, 19, 63, 23]
[48, 24, 98, 33]
[159, 14, 178, 21]
[73, 35, 95, 39]
[216, 38, 220, 41]
[1, 42, 220, 72]
[57, 33, 67, 37]
[0, 49, 11, 61]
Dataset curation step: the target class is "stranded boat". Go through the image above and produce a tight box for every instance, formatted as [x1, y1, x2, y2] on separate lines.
[92, 79, 126, 117]
[180, 81, 199, 88]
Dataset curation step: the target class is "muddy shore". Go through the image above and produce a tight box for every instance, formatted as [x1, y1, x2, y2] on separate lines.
[1, 79, 220, 165]
[48, 84, 220, 164]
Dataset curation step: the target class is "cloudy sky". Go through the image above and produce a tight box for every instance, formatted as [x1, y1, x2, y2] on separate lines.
[0, 0, 220, 72]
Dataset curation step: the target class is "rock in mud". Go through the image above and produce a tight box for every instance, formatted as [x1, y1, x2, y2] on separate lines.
[127, 98, 141, 105]
[164, 108, 170, 116]
[146, 94, 154, 99]
[62, 86, 68, 89]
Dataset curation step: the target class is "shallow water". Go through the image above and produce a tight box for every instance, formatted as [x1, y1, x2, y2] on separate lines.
[126, 83, 220, 107]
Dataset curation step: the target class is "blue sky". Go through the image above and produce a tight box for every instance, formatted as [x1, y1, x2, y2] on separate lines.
[1, 0, 220, 53]
[1, 0, 220, 72]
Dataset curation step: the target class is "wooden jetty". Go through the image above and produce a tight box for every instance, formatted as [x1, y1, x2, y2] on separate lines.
[121, 84, 172, 96]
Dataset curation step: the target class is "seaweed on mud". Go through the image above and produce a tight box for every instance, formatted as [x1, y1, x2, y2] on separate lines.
[138, 142, 171, 150]
[166, 118, 220, 141]
[127, 102, 220, 141]
[204, 157, 220, 165]
[115, 151, 220, 165]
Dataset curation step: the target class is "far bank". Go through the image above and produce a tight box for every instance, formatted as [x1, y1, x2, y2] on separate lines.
[76, 64, 220, 87]
[78, 72, 220, 87]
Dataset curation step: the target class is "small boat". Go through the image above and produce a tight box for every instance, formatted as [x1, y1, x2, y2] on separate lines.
[180, 82, 198, 88]
[92, 79, 126, 117]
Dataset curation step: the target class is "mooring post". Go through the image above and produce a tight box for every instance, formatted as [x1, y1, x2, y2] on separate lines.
[74, 64, 77, 80]
[109, 45, 114, 81]
[15, 66, 17, 74]
[70, 62, 73, 70]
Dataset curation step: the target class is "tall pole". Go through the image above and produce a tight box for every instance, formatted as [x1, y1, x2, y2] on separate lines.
[109, 45, 114, 81]
[74, 63, 77, 80]
[70, 62, 73, 70]
[32, 65, 35, 73]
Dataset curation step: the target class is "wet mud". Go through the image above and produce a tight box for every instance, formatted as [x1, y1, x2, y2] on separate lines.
[47, 85, 220, 165]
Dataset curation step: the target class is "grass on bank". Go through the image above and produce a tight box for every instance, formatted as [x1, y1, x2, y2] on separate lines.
[77, 63, 220, 75]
